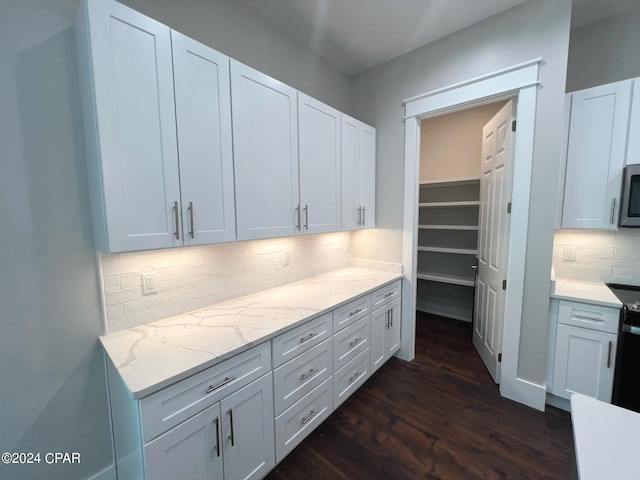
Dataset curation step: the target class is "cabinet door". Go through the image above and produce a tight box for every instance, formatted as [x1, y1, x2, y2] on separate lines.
[172, 31, 236, 246]
[358, 122, 376, 229]
[386, 298, 401, 358]
[220, 373, 275, 480]
[552, 324, 616, 402]
[298, 93, 341, 234]
[82, 0, 181, 252]
[627, 78, 640, 165]
[562, 80, 632, 229]
[341, 115, 359, 231]
[370, 306, 387, 374]
[231, 61, 299, 241]
[144, 402, 224, 480]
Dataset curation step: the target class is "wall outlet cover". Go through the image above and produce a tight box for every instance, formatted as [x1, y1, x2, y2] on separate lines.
[142, 271, 158, 295]
[563, 246, 577, 262]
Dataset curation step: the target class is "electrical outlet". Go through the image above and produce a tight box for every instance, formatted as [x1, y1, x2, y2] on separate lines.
[283, 250, 291, 267]
[141, 271, 157, 295]
[563, 246, 577, 262]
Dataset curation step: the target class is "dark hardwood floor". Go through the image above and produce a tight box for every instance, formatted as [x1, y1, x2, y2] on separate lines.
[265, 312, 574, 480]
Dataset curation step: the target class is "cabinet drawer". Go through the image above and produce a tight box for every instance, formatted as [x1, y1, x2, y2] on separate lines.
[372, 280, 401, 310]
[273, 339, 333, 415]
[140, 342, 271, 442]
[334, 347, 370, 409]
[558, 300, 620, 334]
[275, 377, 333, 463]
[333, 316, 370, 372]
[272, 312, 332, 368]
[333, 295, 371, 332]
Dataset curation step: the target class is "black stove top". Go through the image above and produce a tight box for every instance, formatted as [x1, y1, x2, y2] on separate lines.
[607, 283, 640, 312]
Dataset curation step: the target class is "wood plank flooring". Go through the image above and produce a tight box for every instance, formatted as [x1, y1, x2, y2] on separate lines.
[266, 313, 574, 480]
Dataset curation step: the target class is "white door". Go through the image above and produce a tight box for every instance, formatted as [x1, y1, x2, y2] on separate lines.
[231, 60, 299, 241]
[298, 93, 341, 234]
[172, 31, 236, 246]
[221, 373, 275, 480]
[86, 0, 181, 252]
[473, 100, 515, 383]
[144, 402, 224, 480]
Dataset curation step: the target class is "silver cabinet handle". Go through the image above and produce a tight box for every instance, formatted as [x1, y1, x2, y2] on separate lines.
[300, 332, 317, 343]
[303, 204, 308, 230]
[301, 409, 318, 425]
[206, 376, 236, 394]
[384, 292, 394, 298]
[213, 417, 221, 457]
[611, 198, 616, 224]
[357, 206, 362, 226]
[349, 338, 362, 348]
[295, 205, 301, 231]
[349, 371, 361, 383]
[349, 308, 363, 317]
[173, 201, 180, 239]
[572, 313, 602, 322]
[188, 201, 195, 239]
[362, 206, 366, 226]
[227, 409, 235, 447]
[607, 341, 613, 368]
[301, 368, 318, 380]
[390, 308, 393, 327]
[385, 310, 390, 329]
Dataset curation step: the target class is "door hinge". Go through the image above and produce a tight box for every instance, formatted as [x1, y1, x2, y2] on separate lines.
[507, 202, 512, 214]
[502, 280, 507, 290]
[498, 353, 502, 363]
[511, 120, 516, 132]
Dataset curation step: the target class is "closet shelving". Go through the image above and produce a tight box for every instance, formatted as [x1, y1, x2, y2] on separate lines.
[416, 177, 480, 321]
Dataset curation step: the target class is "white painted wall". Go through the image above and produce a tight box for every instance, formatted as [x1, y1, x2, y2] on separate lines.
[0, 0, 351, 478]
[566, 7, 640, 92]
[350, 0, 571, 385]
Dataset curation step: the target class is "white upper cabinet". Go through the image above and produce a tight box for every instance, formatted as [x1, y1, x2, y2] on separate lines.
[627, 79, 640, 165]
[231, 60, 299, 241]
[78, 0, 181, 252]
[172, 31, 236, 246]
[561, 80, 632, 229]
[78, 0, 236, 252]
[298, 93, 341, 234]
[341, 114, 376, 230]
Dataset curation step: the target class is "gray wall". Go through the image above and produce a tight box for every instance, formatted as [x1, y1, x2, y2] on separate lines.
[350, 0, 572, 385]
[567, 7, 640, 92]
[0, 1, 350, 479]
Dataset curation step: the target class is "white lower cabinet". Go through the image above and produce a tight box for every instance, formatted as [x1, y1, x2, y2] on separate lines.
[371, 297, 401, 374]
[145, 373, 274, 480]
[334, 348, 371, 408]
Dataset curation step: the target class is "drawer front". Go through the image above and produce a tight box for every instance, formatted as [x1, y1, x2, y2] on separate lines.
[272, 312, 332, 368]
[333, 294, 371, 332]
[558, 300, 620, 334]
[333, 316, 370, 372]
[372, 280, 401, 310]
[140, 341, 271, 442]
[273, 339, 333, 415]
[275, 377, 333, 463]
[334, 347, 370, 409]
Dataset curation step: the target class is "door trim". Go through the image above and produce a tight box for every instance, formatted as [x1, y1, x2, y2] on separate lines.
[400, 58, 545, 411]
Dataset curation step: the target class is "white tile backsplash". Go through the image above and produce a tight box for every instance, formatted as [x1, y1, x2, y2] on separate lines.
[553, 229, 640, 283]
[102, 232, 352, 332]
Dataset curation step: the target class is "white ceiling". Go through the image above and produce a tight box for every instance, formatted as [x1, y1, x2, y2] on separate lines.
[239, 0, 640, 76]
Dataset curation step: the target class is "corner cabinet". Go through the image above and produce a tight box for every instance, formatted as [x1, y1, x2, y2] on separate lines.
[77, 0, 236, 252]
[341, 115, 376, 230]
[416, 178, 480, 322]
[560, 80, 633, 230]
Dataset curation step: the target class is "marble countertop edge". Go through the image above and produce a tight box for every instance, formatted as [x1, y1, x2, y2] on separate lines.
[550, 278, 621, 308]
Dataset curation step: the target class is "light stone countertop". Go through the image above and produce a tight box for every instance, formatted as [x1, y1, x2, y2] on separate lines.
[100, 266, 402, 399]
[571, 393, 640, 480]
[550, 278, 622, 308]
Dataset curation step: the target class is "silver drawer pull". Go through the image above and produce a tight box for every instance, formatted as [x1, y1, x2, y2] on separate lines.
[349, 308, 363, 317]
[384, 292, 394, 298]
[349, 372, 361, 383]
[349, 338, 362, 348]
[300, 368, 318, 380]
[300, 332, 317, 343]
[206, 376, 236, 394]
[301, 409, 318, 425]
[572, 313, 602, 322]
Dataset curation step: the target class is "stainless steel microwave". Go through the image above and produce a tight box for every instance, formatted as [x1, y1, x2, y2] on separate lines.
[620, 164, 640, 227]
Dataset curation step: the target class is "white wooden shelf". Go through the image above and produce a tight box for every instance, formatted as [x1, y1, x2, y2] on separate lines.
[419, 177, 480, 187]
[417, 271, 475, 287]
[419, 201, 480, 208]
[417, 246, 477, 255]
[419, 224, 479, 231]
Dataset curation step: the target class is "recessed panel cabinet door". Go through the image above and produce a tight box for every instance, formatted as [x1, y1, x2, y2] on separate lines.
[358, 122, 376, 229]
[172, 31, 236, 245]
[81, 0, 181, 252]
[298, 93, 341, 234]
[341, 116, 359, 231]
[231, 60, 299, 241]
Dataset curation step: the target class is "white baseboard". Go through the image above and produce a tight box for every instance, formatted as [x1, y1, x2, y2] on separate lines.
[85, 465, 117, 480]
[500, 376, 547, 411]
[545, 393, 570, 412]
